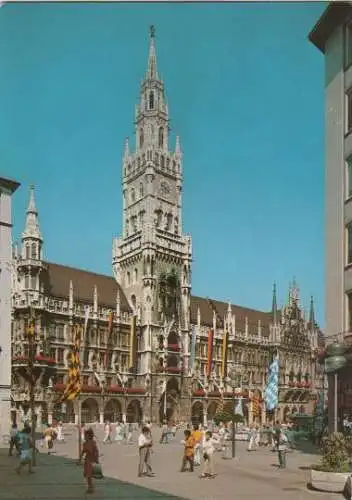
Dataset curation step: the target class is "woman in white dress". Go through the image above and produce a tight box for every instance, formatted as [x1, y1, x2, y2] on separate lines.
[115, 422, 123, 442]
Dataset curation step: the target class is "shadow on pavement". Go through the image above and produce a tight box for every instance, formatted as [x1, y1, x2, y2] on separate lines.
[0, 448, 187, 500]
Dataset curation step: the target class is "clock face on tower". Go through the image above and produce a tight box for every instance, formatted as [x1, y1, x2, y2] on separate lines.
[159, 180, 170, 197]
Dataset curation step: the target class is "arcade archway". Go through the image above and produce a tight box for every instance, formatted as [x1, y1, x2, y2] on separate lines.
[126, 400, 142, 423]
[191, 401, 204, 426]
[81, 398, 99, 424]
[104, 399, 122, 422]
[159, 377, 180, 423]
[207, 401, 218, 421]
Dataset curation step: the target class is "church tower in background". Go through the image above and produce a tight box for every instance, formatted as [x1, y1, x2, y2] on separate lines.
[112, 27, 192, 379]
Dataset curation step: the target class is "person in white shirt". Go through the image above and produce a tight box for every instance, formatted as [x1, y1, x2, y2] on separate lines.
[200, 431, 218, 478]
[138, 426, 154, 477]
[103, 421, 112, 444]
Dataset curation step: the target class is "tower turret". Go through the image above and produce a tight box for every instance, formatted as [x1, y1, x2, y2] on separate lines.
[17, 185, 46, 308]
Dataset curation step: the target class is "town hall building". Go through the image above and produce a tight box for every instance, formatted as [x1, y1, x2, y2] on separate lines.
[10, 28, 323, 427]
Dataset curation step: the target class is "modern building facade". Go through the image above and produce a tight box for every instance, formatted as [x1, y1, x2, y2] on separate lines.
[309, 2, 352, 428]
[11, 29, 322, 427]
[0, 177, 20, 439]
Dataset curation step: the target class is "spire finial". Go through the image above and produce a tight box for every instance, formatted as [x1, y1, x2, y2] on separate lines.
[309, 295, 315, 327]
[272, 282, 278, 325]
[150, 25, 155, 38]
[146, 25, 158, 80]
[22, 184, 42, 241]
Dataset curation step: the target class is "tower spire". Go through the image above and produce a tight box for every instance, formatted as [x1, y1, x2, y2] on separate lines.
[146, 25, 158, 80]
[309, 295, 315, 327]
[22, 185, 42, 241]
[272, 282, 278, 325]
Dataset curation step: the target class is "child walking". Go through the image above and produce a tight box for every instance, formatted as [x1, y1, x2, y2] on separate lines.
[78, 428, 99, 494]
[180, 430, 195, 472]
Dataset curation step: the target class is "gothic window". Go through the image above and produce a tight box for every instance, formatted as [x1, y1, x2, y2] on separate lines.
[131, 294, 136, 311]
[154, 152, 159, 165]
[149, 91, 154, 110]
[165, 213, 173, 231]
[172, 160, 176, 172]
[132, 216, 138, 232]
[30, 275, 36, 290]
[25, 245, 30, 260]
[126, 272, 131, 286]
[161, 155, 165, 169]
[31, 243, 37, 260]
[139, 211, 145, 226]
[125, 220, 129, 237]
[154, 209, 162, 227]
[25, 275, 29, 289]
[139, 128, 144, 149]
[133, 268, 138, 284]
[139, 182, 144, 197]
[174, 217, 179, 235]
[158, 127, 164, 148]
[130, 188, 135, 203]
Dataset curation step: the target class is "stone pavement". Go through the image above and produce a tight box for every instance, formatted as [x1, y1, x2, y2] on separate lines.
[0, 428, 345, 500]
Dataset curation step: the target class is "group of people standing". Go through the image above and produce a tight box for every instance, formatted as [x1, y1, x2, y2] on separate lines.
[181, 424, 219, 478]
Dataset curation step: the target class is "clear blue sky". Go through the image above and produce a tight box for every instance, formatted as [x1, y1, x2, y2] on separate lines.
[0, 2, 326, 323]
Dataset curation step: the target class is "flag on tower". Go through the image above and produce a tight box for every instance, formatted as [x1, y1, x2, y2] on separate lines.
[264, 355, 279, 411]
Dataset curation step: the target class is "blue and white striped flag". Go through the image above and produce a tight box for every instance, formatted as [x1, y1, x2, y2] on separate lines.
[264, 356, 279, 411]
[189, 325, 196, 372]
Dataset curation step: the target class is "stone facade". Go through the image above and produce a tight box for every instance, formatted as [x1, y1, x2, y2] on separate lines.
[0, 177, 20, 438]
[11, 28, 322, 427]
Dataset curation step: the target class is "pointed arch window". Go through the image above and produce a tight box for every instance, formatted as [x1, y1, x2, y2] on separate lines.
[130, 188, 135, 203]
[126, 272, 131, 286]
[158, 127, 164, 148]
[25, 245, 30, 260]
[139, 182, 144, 197]
[139, 128, 144, 149]
[31, 274, 36, 290]
[149, 91, 154, 110]
[31, 243, 37, 260]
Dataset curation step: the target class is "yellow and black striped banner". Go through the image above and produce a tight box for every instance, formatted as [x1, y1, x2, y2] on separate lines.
[59, 324, 82, 402]
[221, 329, 228, 379]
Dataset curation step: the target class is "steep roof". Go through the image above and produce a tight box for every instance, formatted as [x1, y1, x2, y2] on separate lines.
[190, 295, 273, 337]
[42, 262, 272, 331]
[44, 262, 132, 312]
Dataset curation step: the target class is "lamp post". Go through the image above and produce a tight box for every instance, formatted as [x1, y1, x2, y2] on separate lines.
[229, 368, 240, 459]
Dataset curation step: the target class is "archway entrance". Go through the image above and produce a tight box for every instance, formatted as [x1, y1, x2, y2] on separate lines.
[126, 400, 142, 423]
[52, 401, 75, 424]
[159, 378, 180, 423]
[207, 401, 218, 422]
[283, 406, 290, 423]
[191, 401, 204, 426]
[104, 399, 122, 422]
[81, 398, 99, 424]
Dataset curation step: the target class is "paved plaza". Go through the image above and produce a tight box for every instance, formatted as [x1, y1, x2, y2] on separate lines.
[0, 427, 345, 500]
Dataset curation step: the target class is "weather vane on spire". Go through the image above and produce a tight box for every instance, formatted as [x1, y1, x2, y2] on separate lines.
[150, 25, 155, 38]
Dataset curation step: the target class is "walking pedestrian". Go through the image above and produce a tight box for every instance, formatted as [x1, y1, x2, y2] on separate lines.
[8, 423, 20, 456]
[247, 424, 256, 451]
[103, 421, 112, 444]
[180, 430, 195, 472]
[200, 431, 218, 479]
[277, 430, 288, 469]
[126, 422, 133, 444]
[56, 421, 65, 443]
[159, 420, 168, 444]
[78, 428, 99, 494]
[191, 424, 202, 466]
[138, 426, 154, 477]
[115, 421, 123, 442]
[15, 425, 34, 475]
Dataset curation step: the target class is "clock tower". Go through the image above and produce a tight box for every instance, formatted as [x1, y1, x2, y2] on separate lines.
[112, 27, 192, 377]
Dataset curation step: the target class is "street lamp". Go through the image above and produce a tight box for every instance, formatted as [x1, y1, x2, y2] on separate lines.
[229, 368, 241, 459]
